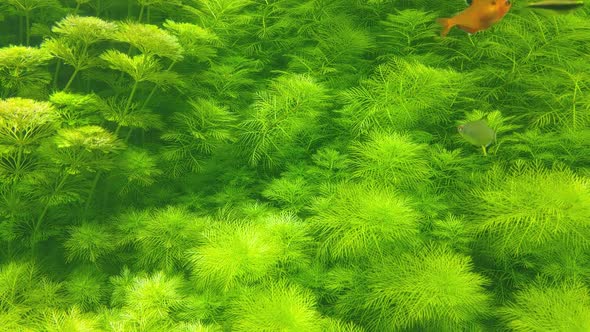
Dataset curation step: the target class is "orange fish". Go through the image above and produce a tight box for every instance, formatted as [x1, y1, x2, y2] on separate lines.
[437, 0, 512, 37]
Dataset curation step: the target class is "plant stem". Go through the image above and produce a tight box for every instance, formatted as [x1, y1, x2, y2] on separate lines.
[115, 80, 139, 136]
[84, 171, 102, 215]
[52, 60, 62, 90]
[125, 128, 134, 142]
[18, 16, 23, 44]
[74, 2, 81, 15]
[15, 146, 24, 177]
[63, 43, 89, 91]
[125, 80, 139, 114]
[32, 172, 70, 247]
[572, 81, 579, 130]
[141, 61, 176, 110]
[64, 68, 79, 91]
[25, 12, 30, 45]
[138, 5, 145, 22]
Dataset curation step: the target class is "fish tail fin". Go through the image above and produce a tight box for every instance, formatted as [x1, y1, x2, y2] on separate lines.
[436, 18, 454, 37]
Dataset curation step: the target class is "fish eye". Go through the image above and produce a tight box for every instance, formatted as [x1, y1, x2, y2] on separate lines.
[505, 0, 510, 4]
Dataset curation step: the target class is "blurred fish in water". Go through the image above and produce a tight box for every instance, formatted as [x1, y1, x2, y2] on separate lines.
[436, 0, 512, 37]
[458, 119, 496, 156]
[526, 0, 585, 13]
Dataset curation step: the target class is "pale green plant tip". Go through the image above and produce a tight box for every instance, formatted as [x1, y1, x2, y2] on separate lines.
[229, 281, 323, 332]
[64, 222, 116, 263]
[52, 15, 117, 45]
[473, 163, 590, 257]
[114, 21, 184, 61]
[500, 280, 590, 331]
[365, 245, 491, 330]
[188, 221, 284, 292]
[311, 183, 422, 261]
[351, 131, 432, 189]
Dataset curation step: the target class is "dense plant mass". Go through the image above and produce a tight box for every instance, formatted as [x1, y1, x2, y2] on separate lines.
[0, 0, 589, 330]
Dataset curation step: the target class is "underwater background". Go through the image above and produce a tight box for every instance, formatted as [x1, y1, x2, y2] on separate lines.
[0, 0, 589, 330]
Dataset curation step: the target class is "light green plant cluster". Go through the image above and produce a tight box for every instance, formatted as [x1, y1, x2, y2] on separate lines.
[0, 0, 589, 330]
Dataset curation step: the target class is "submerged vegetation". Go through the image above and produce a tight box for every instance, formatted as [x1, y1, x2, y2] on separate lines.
[0, 0, 589, 330]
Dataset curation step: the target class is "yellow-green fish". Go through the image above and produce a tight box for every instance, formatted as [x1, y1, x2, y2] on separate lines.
[527, 0, 585, 13]
[458, 119, 496, 156]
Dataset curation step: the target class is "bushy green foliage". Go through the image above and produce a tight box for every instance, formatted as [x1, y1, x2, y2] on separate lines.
[0, 46, 52, 97]
[500, 280, 590, 331]
[350, 130, 432, 189]
[229, 280, 323, 332]
[0, 0, 589, 330]
[116, 206, 205, 271]
[472, 162, 590, 257]
[339, 58, 468, 135]
[64, 266, 107, 310]
[161, 98, 236, 176]
[188, 221, 283, 292]
[238, 73, 330, 168]
[310, 183, 421, 261]
[64, 222, 117, 263]
[362, 245, 491, 331]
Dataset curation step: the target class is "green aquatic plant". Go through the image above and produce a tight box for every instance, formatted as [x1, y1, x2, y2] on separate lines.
[362, 245, 491, 331]
[263, 213, 314, 273]
[43, 15, 117, 91]
[238, 73, 329, 168]
[113, 21, 183, 60]
[286, 14, 374, 87]
[533, 241, 590, 282]
[472, 161, 590, 257]
[339, 58, 468, 135]
[188, 221, 283, 292]
[379, 9, 439, 58]
[500, 279, 590, 331]
[262, 176, 314, 213]
[99, 22, 183, 125]
[116, 206, 205, 271]
[0, 261, 38, 312]
[33, 126, 124, 243]
[135, 0, 182, 23]
[428, 214, 473, 253]
[0, 0, 588, 330]
[182, 0, 255, 42]
[429, 146, 471, 199]
[310, 183, 421, 262]
[526, 58, 590, 130]
[0, 46, 52, 98]
[100, 50, 180, 93]
[163, 20, 219, 63]
[64, 266, 107, 311]
[3, 0, 62, 45]
[36, 306, 102, 332]
[195, 56, 259, 106]
[161, 98, 235, 177]
[112, 148, 162, 194]
[0, 98, 57, 185]
[120, 271, 185, 328]
[229, 280, 323, 332]
[99, 96, 163, 139]
[64, 222, 117, 263]
[350, 131, 432, 190]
